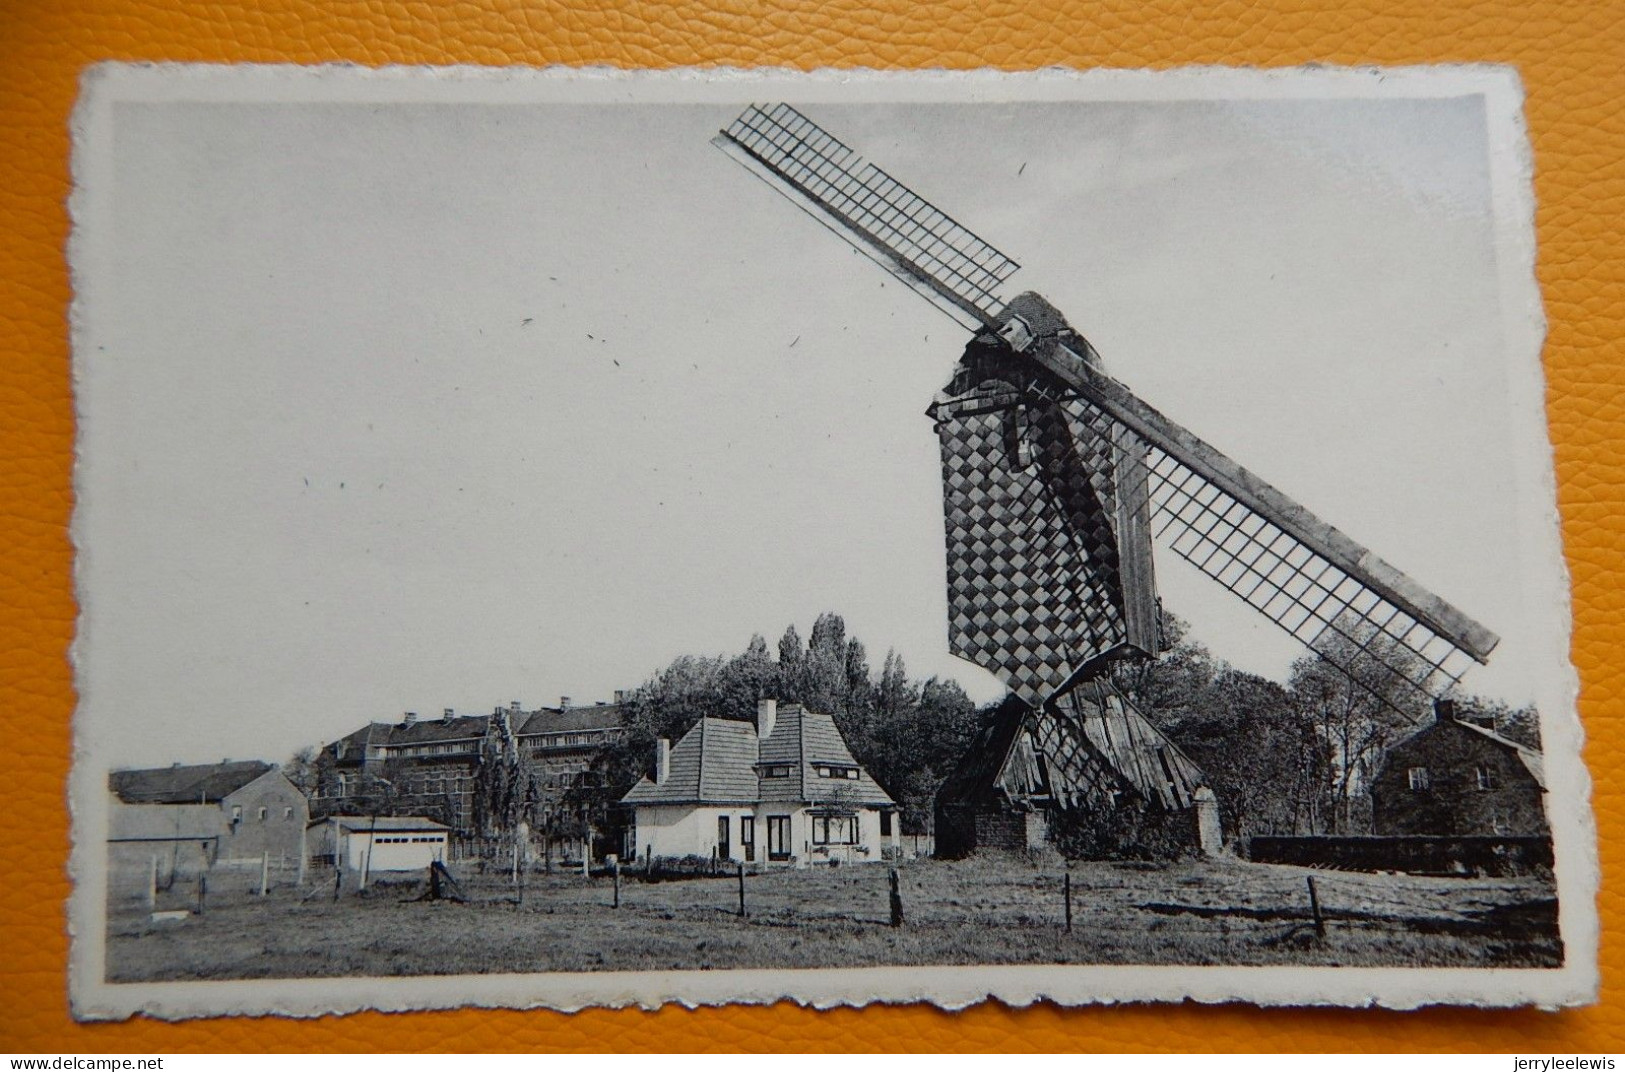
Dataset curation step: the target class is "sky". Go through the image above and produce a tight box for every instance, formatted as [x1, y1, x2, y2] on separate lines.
[75, 80, 1551, 769]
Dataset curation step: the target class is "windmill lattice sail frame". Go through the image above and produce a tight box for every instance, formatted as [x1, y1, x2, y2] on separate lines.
[714, 101, 1499, 719]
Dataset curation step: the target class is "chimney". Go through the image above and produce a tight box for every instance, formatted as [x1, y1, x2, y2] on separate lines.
[442, 707, 455, 723]
[559, 696, 572, 710]
[510, 700, 522, 714]
[613, 689, 626, 705]
[757, 697, 777, 741]
[403, 711, 417, 727]
[655, 738, 671, 785]
[1435, 699, 1458, 723]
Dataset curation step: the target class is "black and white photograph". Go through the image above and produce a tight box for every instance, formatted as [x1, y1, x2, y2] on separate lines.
[67, 64, 1594, 1018]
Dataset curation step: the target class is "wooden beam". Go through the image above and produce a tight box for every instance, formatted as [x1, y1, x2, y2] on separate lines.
[1028, 337, 1501, 663]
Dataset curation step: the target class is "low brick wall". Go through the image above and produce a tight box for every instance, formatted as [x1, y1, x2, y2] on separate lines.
[1246, 834, 1553, 876]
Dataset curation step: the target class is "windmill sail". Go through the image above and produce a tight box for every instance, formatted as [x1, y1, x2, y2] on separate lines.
[1022, 337, 1499, 713]
[713, 104, 1018, 330]
[713, 102, 1499, 719]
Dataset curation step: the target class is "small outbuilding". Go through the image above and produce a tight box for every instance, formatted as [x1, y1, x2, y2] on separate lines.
[1371, 700, 1548, 837]
[308, 815, 452, 874]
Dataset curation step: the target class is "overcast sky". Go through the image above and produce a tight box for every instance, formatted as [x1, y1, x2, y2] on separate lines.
[75, 76, 1550, 768]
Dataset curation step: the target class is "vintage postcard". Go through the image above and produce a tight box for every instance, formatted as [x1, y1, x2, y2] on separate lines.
[68, 63, 1595, 1019]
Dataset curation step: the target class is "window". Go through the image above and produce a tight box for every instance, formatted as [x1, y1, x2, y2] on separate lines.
[811, 814, 857, 845]
[740, 816, 755, 863]
[230, 805, 243, 824]
[283, 806, 293, 821]
[717, 816, 730, 861]
[1475, 765, 1492, 791]
[879, 810, 892, 837]
[763, 765, 791, 779]
[767, 816, 791, 861]
[1408, 767, 1431, 791]
[814, 763, 859, 780]
[257, 807, 267, 822]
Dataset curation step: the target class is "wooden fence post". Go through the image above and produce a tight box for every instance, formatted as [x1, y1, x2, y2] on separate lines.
[195, 873, 207, 915]
[146, 856, 158, 910]
[888, 867, 904, 927]
[1307, 876, 1325, 937]
[737, 862, 747, 919]
[259, 852, 270, 897]
[612, 855, 621, 909]
[1064, 870, 1073, 934]
[332, 867, 342, 902]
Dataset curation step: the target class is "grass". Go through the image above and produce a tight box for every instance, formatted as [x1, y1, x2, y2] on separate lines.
[104, 855, 1561, 982]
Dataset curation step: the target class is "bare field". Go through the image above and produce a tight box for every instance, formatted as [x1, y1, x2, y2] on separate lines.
[104, 856, 1560, 982]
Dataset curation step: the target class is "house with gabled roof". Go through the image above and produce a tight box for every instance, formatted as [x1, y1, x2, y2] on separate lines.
[108, 760, 308, 877]
[621, 699, 897, 866]
[1371, 699, 1549, 838]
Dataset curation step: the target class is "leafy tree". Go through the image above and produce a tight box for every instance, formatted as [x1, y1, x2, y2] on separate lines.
[283, 745, 326, 797]
[471, 710, 546, 849]
[777, 625, 804, 682]
[1288, 620, 1428, 833]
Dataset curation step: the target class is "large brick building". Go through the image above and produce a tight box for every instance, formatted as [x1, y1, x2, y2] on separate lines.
[317, 697, 628, 836]
[1370, 700, 1549, 837]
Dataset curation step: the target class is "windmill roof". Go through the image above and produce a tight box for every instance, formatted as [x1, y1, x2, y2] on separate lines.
[109, 761, 276, 805]
[937, 684, 1206, 812]
[937, 700, 1031, 807]
[1066, 682, 1205, 810]
[620, 704, 893, 808]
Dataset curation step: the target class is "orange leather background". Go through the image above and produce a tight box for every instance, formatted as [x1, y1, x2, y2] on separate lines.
[3, 0, 1621, 1053]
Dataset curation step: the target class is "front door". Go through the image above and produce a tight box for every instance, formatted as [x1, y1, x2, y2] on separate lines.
[740, 816, 755, 862]
[767, 815, 791, 861]
[716, 815, 730, 862]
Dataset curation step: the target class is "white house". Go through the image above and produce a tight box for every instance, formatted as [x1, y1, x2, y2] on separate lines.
[621, 700, 898, 866]
[306, 815, 451, 874]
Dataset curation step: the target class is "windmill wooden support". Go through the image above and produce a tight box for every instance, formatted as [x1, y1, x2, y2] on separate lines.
[713, 104, 1500, 858]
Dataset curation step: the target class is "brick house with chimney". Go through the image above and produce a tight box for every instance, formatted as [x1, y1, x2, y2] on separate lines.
[1370, 700, 1549, 837]
[621, 699, 899, 866]
[318, 696, 628, 836]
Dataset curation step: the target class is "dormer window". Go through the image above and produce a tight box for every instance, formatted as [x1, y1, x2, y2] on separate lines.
[763, 765, 791, 779]
[815, 763, 859, 780]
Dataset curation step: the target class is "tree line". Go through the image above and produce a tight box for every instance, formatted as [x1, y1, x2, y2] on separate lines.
[286, 607, 1540, 853]
[1116, 613, 1539, 840]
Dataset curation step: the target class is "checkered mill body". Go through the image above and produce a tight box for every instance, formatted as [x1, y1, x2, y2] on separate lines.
[713, 103, 1500, 823]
